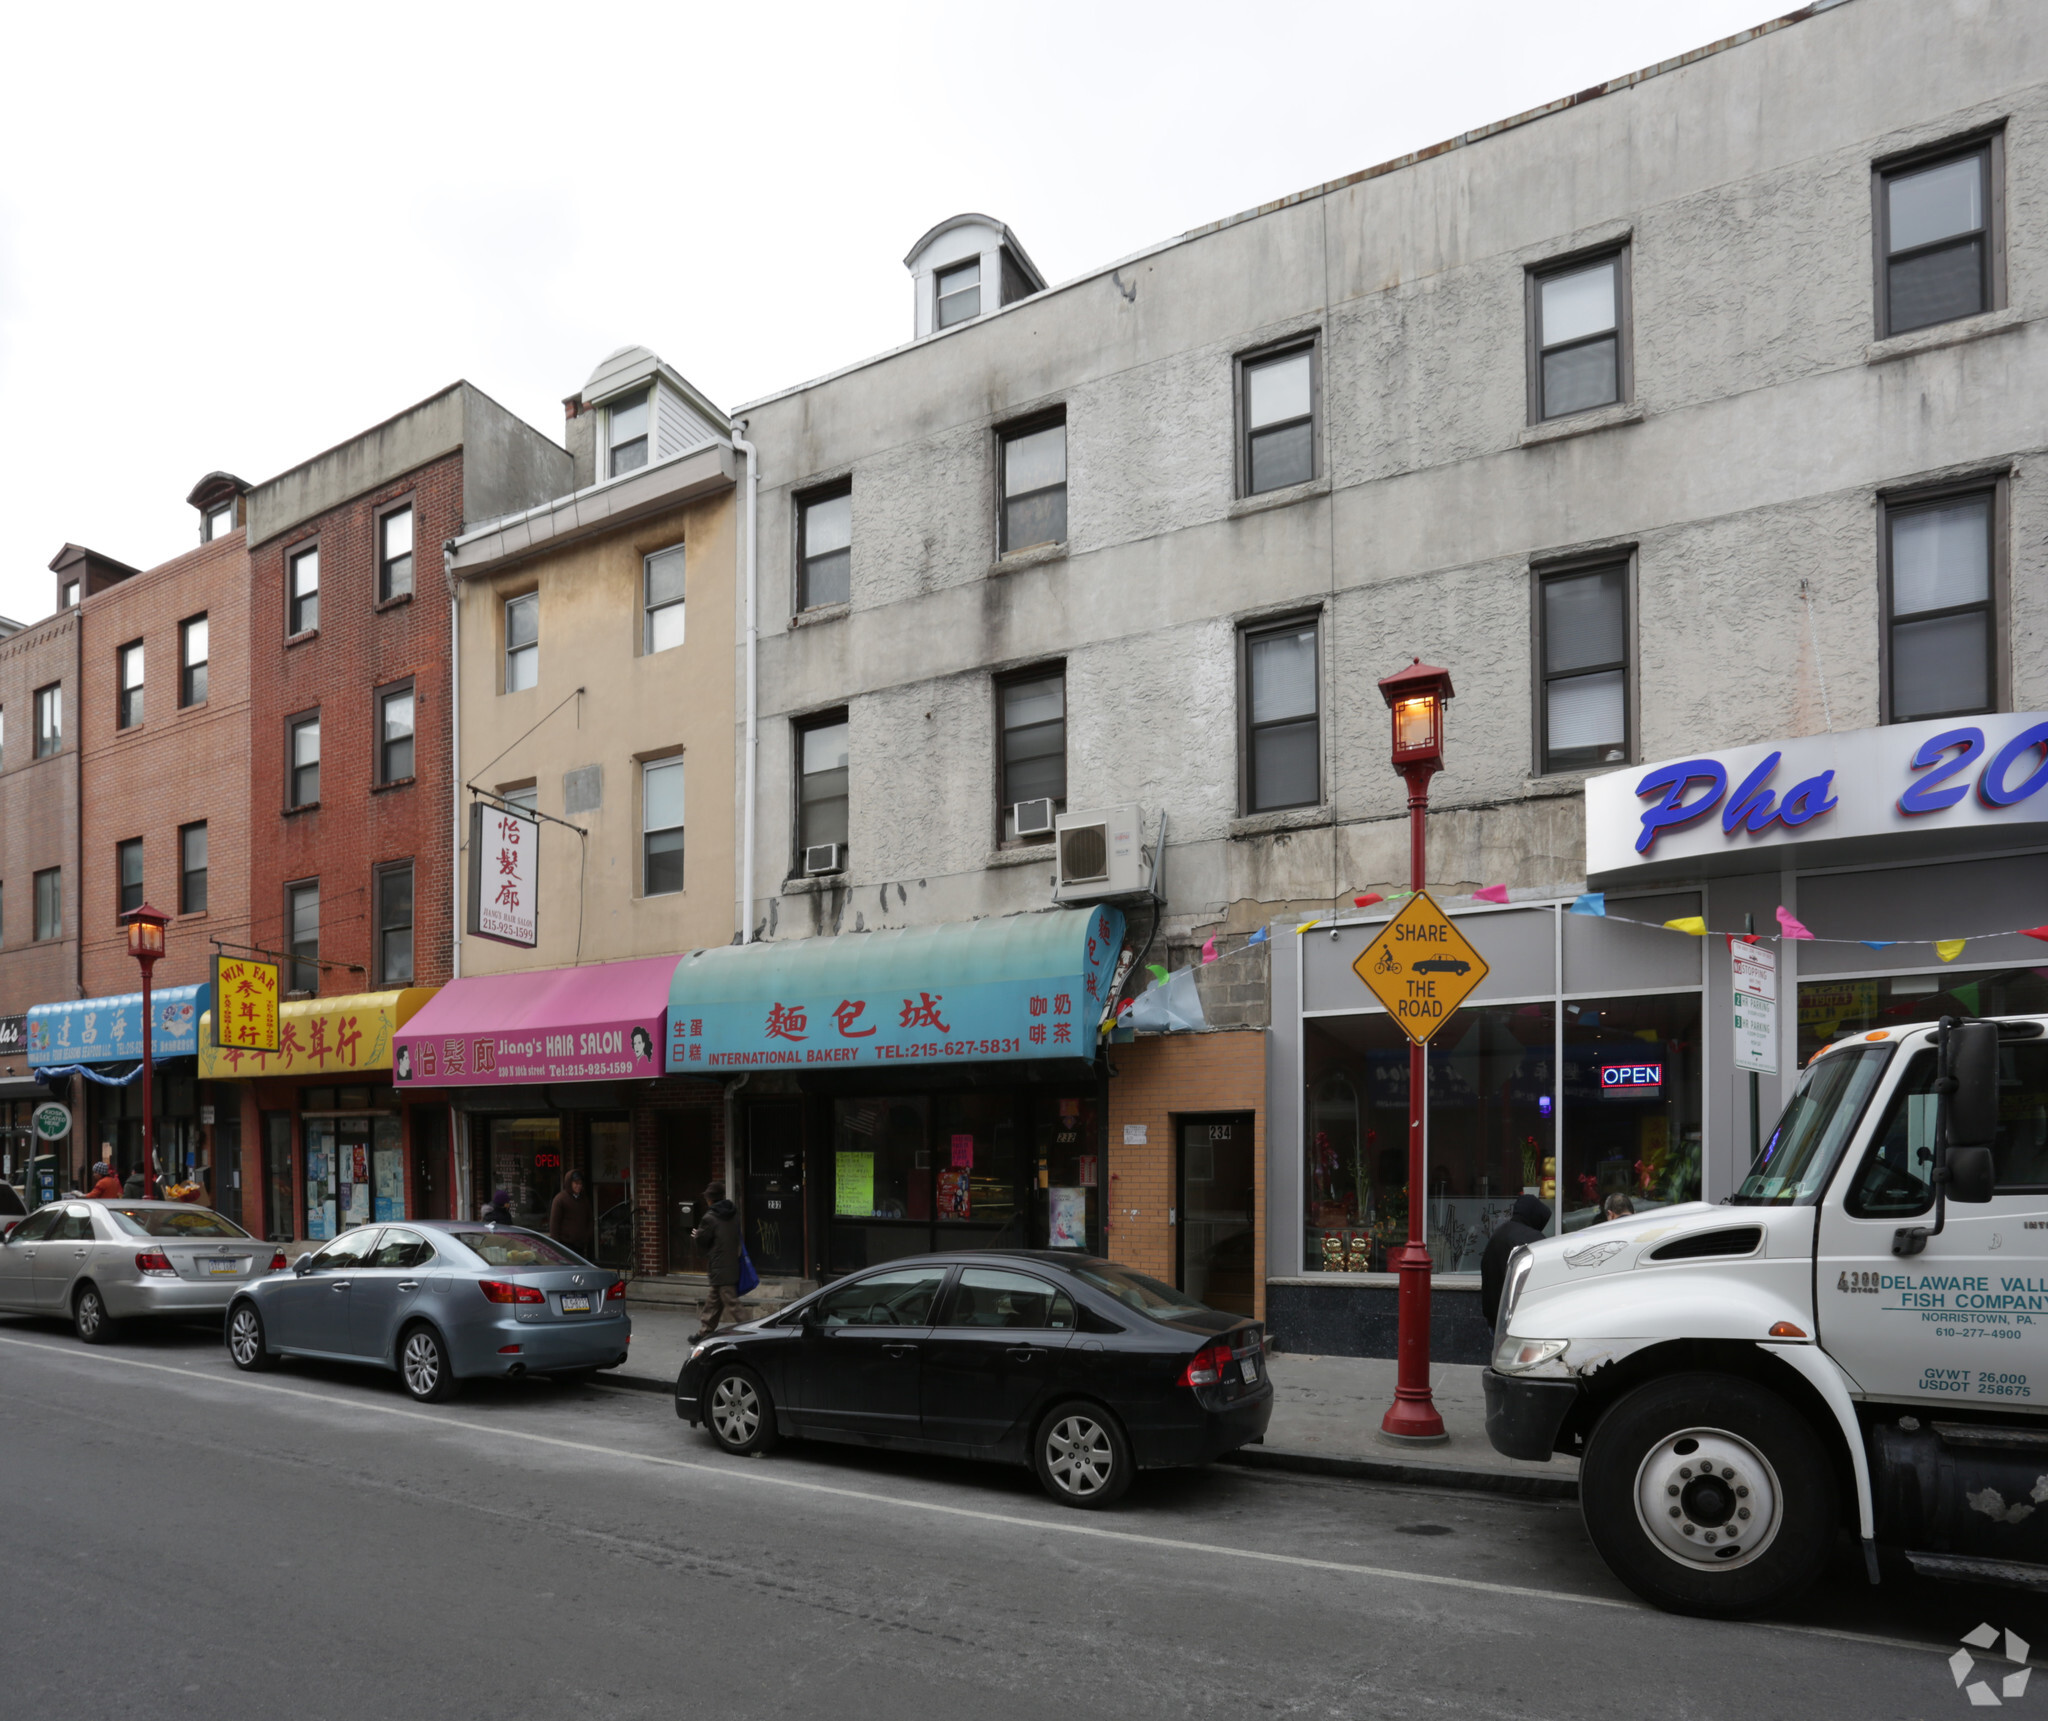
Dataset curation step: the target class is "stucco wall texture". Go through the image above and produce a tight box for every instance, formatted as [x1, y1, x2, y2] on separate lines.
[738, 0, 2046, 947]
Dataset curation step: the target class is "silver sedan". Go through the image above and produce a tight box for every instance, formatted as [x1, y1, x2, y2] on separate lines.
[0, 1199, 280, 1342]
[225, 1221, 632, 1403]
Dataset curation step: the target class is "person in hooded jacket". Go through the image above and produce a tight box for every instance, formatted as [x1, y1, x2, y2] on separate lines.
[692, 1181, 744, 1339]
[1479, 1193, 1551, 1330]
[548, 1169, 595, 1257]
[483, 1188, 514, 1224]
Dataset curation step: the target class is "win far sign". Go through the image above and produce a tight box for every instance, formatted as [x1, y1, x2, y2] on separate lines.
[1352, 892, 1490, 1043]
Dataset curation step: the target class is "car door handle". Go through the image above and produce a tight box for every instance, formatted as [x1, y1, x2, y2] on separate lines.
[331, 1281, 351, 1292]
[397, 1281, 419, 1292]
[1006, 1346, 1042, 1361]
[882, 1343, 918, 1356]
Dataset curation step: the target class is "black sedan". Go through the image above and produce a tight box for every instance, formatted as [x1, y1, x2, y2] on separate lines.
[674, 1251, 1272, 1508]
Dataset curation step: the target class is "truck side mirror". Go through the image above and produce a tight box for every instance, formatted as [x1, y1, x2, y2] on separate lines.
[1950, 1020, 2001, 1147]
[1947, 1145, 1996, 1205]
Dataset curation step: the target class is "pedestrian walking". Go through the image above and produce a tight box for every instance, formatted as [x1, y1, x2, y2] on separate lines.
[86, 1161, 122, 1199]
[693, 1181, 744, 1339]
[548, 1169, 595, 1257]
[1479, 1193, 1551, 1328]
[483, 1188, 513, 1224]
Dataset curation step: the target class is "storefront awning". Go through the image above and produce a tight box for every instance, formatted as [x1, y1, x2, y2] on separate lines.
[392, 956, 676, 1088]
[665, 906, 1125, 1072]
[198, 989, 437, 1081]
[28, 983, 210, 1068]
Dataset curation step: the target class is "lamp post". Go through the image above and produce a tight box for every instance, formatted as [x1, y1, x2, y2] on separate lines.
[1376, 658, 1454, 1445]
[120, 903, 169, 1199]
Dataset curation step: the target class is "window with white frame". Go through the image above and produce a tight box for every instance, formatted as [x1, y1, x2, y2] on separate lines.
[644, 545, 685, 653]
[505, 592, 538, 691]
[607, 389, 650, 477]
[117, 641, 144, 730]
[379, 505, 415, 602]
[288, 544, 319, 634]
[643, 757, 685, 895]
[936, 258, 982, 328]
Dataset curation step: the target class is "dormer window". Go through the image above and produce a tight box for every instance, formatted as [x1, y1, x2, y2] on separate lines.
[608, 389, 650, 477]
[205, 502, 236, 542]
[61, 582, 78, 608]
[936, 259, 982, 329]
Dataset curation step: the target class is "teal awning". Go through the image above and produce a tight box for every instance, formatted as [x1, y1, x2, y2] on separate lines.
[665, 907, 1125, 1072]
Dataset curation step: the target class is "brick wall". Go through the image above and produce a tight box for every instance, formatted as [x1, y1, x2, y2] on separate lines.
[1104, 1027, 1267, 1320]
[0, 611, 80, 1018]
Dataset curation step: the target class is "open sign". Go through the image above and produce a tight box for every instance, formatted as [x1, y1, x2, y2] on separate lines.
[1600, 1063, 1663, 1096]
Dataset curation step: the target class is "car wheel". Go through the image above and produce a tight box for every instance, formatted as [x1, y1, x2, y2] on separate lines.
[1033, 1401, 1132, 1509]
[1580, 1371, 1836, 1618]
[226, 1302, 279, 1371]
[703, 1365, 779, 1456]
[398, 1323, 458, 1404]
[73, 1283, 117, 1346]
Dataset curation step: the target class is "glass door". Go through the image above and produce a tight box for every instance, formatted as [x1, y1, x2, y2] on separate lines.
[744, 1103, 804, 1276]
[663, 1109, 719, 1274]
[589, 1115, 633, 1269]
[1178, 1113, 1255, 1314]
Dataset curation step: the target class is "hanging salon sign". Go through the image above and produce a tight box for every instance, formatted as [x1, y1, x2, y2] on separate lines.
[1586, 714, 2048, 884]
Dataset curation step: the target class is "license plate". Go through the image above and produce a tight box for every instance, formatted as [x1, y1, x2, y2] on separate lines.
[559, 1293, 592, 1313]
[201, 1258, 240, 1276]
[1240, 1353, 1260, 1383]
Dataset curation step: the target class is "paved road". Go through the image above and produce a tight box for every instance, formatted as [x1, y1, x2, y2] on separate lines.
[2, 1314, 2042, 1721]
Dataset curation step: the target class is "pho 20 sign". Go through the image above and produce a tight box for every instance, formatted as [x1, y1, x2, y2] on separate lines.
[1352, 892, 1490, 1043]
[468, 801, 538, 948]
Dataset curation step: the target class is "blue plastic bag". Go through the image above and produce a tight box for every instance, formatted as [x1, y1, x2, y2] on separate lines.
[735, 1244, 760, 1297]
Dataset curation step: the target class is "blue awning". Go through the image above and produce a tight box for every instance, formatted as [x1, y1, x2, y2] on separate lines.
[665, 907, 1125, 1072]
[27, 983, 210, 1067]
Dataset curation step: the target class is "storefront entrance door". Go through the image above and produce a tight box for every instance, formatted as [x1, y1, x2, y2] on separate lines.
[662, 1109, 718, 1274]
[589, 1116, 633, 1269]
[1178, 1114, 1255, 1315]
[746, 1105, 804, 1277]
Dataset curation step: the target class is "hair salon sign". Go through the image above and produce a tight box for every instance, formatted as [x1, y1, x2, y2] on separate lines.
[1585, 713, 2048, 882]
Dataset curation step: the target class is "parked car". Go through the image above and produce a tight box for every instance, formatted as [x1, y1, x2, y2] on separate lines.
[226, 1221, 630, 1403]
[675, 1251, 1272, 1508]
[0, 1199, 281, 1341]
[0, 1181, 27, 1239]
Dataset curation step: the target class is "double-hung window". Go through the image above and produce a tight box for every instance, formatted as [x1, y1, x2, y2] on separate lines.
[116, 838, 144, 917]
[643, 757, 686, 896]
[1240, 344, 1316, 495]
[797, 485, 851, 611]
[288, 713, 320, 808]
[936, 258, 981, 328]
[1884, 487, 1997, 722]
[379, 505, 415, 601]
[180, 822, 208, 915]
[505, 593, 538, 691]
[288, 544, 319, 635]
[376, 863, 414, 986]
[645, 545, 685, 652]
[181, 615, 208, 707]
[33, 868, 61, 941]
[796, 714, 849, 871]
[117, 642, 144, 730]
[33, 684, 60, 758]
[1531, 250, 1627, 421]
[608, 390, 650, 477]
[1537, 560, 1631, 773]
[1879, 139, 1999, 337]
[1241, 618, 1320, 813]
[205, 501, 236, 543]
[998, 668, 1066, 841]
[1000, 417, 1066, 554]
[377, 683, 415, 783]
[287, 882, 319, 993]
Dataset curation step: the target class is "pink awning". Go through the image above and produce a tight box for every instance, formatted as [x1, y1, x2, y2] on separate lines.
[392, 954, 680, 1086]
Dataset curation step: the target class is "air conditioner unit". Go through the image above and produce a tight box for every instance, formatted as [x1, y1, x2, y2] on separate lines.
[1013, 798, 1056, 837]
[803, 843, 843, 876]
[1052, 805, 1150, 902]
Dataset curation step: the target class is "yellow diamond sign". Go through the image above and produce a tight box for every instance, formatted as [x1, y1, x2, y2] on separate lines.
[1352, 892, 1490, 1043]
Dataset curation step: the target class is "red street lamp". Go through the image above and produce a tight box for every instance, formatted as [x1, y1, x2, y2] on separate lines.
[121, 902, 170, 1200]
[1376, 658, 1454, 1445]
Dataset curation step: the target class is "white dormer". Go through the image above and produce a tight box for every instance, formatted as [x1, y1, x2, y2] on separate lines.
[904, 215, 1047, 340]
[579, 346, 726, 482]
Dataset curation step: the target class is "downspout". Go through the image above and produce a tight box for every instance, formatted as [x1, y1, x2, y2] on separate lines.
[730, 421, 759, 945]
[445, 541, 463, 979]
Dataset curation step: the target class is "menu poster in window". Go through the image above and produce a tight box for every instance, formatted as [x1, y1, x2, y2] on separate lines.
[1076, 1154, 1097, 1187]
[468, 800, 539, 948]
[937, 1168, 971, 1220]
[950, 1134, 974, 1168]
[835, 1150, 874, 1217]
[1048, 1186, 1087, 1248]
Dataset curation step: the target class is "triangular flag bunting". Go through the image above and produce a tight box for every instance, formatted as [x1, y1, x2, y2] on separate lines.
[1776, 906, 1815, 941]
[1472, 885, 1510, 904]
[1568, 893, 1605, 916]
[2022, 926, 2048, 944]
[1200, 936, 1219, 964]
[1247, 926, 1269, 945]
[1296, 921, 1320, 935]
[1146, 965, 1168, 983]
[1936, 938, 1967, 963]
[1860, 941, 1897, 951]
[1353, 893, 1384, 908]
[1665, 917, 1708, 936]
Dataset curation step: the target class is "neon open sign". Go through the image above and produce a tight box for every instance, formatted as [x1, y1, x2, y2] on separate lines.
[1600, 1063, 1664, 1096]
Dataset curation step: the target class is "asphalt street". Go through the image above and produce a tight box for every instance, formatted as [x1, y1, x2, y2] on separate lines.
[2, 1314, 2043, 1721]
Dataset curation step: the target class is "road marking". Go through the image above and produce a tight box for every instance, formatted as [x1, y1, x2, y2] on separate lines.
[0, 1332, 1974, 1660]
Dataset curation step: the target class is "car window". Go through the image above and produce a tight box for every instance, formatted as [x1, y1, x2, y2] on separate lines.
[369, 1229, 435, 1269]
[106, 1206, 252, 1239]
[55, 1208, 97, 1241]
[0, 1183, 25, 1217]
[450, 1230, 583, 1267]
[814, 1267, 948, 1328]
[1068, 1261, 1213, 1322]
[943, 1267, 1076, 1330]
[9, 1208, 60, 1243]
[308, 1228, 384, 1270]
[1849, 1040, 2048, 1217]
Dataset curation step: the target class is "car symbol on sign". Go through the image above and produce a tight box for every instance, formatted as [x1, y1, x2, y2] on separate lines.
[1412, 957, 1471, 976]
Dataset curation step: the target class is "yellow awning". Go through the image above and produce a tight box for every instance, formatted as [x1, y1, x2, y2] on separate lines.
[198, 989, 436, 1080]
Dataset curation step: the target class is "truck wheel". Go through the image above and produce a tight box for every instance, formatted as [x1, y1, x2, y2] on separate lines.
[1581, 1371, 1836, 1618]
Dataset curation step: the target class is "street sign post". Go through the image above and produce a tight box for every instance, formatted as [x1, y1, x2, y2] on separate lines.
[1352, 892, 1491, 1040]
[1731, 934, 1777, 1161]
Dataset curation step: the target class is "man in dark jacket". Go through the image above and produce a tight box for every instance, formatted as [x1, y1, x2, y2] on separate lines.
[1479, 1194, 1551, 1330]
[548, 1169, 595, 1257]
[692, 1181, 744, 1339]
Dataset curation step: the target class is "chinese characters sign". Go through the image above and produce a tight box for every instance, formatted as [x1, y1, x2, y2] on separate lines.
[468, 800, 538, 948]
[212, 956, 280, 1053]
[391, 955, 674, 1087]
[28, 984, 209, 1066]
[196, 989, 434, 1079]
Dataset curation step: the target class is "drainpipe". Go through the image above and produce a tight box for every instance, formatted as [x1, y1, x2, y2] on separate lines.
[445, 541, 462, 980]
[730, 421, 759, 945]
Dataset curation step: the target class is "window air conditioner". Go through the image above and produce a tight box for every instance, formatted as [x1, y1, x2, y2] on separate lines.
[1052, 805, 1150, 902]
[804, 843, 842, 876]
[1013, 798, 1056, 837]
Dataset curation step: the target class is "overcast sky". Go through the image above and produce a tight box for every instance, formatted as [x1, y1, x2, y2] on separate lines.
[0, 0, 1776, 623]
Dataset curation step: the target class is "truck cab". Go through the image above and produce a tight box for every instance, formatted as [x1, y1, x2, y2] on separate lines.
[1485, 1012, 2048, 1616]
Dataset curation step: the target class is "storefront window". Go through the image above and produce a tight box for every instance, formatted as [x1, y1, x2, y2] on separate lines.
[1038, 1093, 1101, 1251]
[1797, 964, 2048, 1066]
[590, 1117, 633, 1268]
[305, 1114, 404, 1238]
[488, 1116, 563, 1230]
[934, 1092, 1022, 1235]
[1557, 993, 1702, 1231]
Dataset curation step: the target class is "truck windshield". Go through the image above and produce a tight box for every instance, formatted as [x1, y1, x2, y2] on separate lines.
[1732, 1045, 1893, 1205]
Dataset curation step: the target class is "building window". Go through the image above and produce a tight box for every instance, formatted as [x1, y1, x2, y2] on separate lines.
[500, 783, 537, 815]
[286, 881, 319, 994]
[607, 389, 650, 478]
[379, 505, 415, 602]
[33, 684, 60, 758]
[375, 683, 415, 784]
[180, 615, 208, 707]
[376, 863, 414, 986]
[644, 545, 686, 653]
[505, 592, 538, 692]
[1240, 343, 1316, 495]
[1531, 250, 1626, 421]
[798, 485, 852, 611]
[936, 258, 981, 328]
[205, 501, 236, 542]
[117, 838, 144, 917]
[1537, 560, 1631, 773]
[61, 581, 78, 608]
[643, 757, 686, 896]
[288, 714, 320, 808]
[180, 822, 208, 915]
[1241, 618, 1320, 813]
[117, 641, 144, 730]
[1879, 139, 1997, 337]
[1885, 488, 1997, 723]
[288, 544, 319, 635]
[1000, 416, 1066, 554]
[998, 668, 1066, 842]
[796, 714, 850, 870]
[33, 867, 61, 942]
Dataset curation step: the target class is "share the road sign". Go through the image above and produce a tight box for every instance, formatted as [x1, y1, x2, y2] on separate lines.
[1352, 892, 1490, 1043]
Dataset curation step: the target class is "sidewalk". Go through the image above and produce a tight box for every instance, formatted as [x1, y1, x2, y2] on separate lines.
[607, 1302, 1579, 1500]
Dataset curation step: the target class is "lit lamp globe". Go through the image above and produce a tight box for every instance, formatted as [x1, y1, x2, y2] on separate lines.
[1376, 657, 1454, 775]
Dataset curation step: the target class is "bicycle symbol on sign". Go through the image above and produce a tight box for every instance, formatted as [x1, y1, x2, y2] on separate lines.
[1373, 944, 1401, 976]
